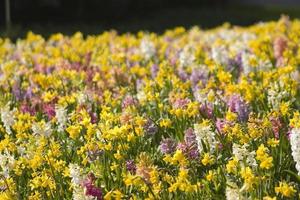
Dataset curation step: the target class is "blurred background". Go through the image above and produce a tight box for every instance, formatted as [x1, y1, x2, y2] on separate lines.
[1, 0, 300, 38]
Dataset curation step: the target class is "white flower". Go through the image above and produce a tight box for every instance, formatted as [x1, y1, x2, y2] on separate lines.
[69, 163, 82, 185]
[77, 92, 88, 105]
[0, 150, 15, 178]
[55, 105, 68, 132]
[0, 102, 16, 135]
[267, 84, 290, 110]
[232, 143, 257, 168]
[226, 184, 245, 200]
[194, 122, 217, 153]
[290, 128, 300, 175]
[32, 120, 52, 137]
[179, 46, 195, 67]
[140, 38, 155, 60]
[211, 45, 229, 65]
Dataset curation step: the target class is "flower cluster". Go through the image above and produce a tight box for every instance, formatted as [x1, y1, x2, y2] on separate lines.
[0, 16, 300, 199]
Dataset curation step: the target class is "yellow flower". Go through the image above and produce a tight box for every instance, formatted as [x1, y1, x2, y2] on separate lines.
[275, 182, 296, 198]
[206, 170, 214, 181]
[240, 167, 256, 190]
[42, 91, 57, 103]
[201, 153, 215, 166]
[226, 110, 237, 121]
[172, 150, 187, 166]
[226, 156, 238, 174]
[263, 196, 276, 200]
[267, 138, 279, 147]
[66, 124, 81, 139]
[279, 102, 290, 116]
[256, 144, 273, 169]
[160, 118, 172, 128]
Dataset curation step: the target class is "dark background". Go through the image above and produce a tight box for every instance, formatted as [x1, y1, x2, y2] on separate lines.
[1, 0, 300, 38]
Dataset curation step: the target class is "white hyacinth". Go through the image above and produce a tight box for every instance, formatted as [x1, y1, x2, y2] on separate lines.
[179, 46, 195, 67]
[194, 122, 217, 153]
[0, 150, 15, 178]
[267, 84, 289, 110]
[140, 38, 155, 60]
[226, 183, 244, 200]
[232, 143, 257, 168]
[211, 45, 229, 65]
[55, 105, 68, 132]
[32, 120, 52, 137]
[69, 163, 82, 185]
[290, 128, 300, 175]
[0, 102, 16, 135]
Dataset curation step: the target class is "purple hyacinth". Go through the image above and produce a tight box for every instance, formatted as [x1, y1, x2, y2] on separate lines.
[122, 95, 137, 109]
[150, 64, 159, 78]
[226, 53, 243, 73]
[126, 159, 137, 174]
[177, 128, 199, 159]
[216, 118, 228, 134]
[190, 68, 207, 88]
[43, 104, 56, 120]
[199, 104, 213, 119]
[227, 94, 249, 122]
[82, 173, 103, 200]
[143, 118, 158, 136]
[184, 128, 196, 145]
[173, 98, 190, 109]
[159, 138, 177, 154]
[177, 67, 188, 81]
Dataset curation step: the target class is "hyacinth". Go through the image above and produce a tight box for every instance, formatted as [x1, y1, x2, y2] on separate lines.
[121, 95, 137, 109]
[159, 138, 177, 154]
[82, 173, 103, 200]
[232, 143, 257, 168]
[177, 128, 199, 159]
[32, 120, 52, 137]
[227, 94, 249, 122]
[290, 128, 300, 175]
[126, 159, 137, 174]
[140, 38, 156, 60]
[273, 36, 287, 67]
[194, 121, 217, 153]
[55, 105, 68, 132]
[226, 184, 243, 200]
[0, 102, 16, 135]
[0, 150, 15, 178]
[143, 118, 158, 136]
[216, 118, 229, 134]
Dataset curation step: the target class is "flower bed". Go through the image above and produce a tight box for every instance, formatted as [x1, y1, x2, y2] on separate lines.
[0, 16, 300, 199]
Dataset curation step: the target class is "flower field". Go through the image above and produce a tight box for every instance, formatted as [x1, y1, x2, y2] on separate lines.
[1, 16, 300, 200]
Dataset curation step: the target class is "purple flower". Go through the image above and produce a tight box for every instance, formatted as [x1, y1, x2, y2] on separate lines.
[122, 95, 137, 109]
[159, 138, 177, 154]
[177, 68, 188, 81]
[227, 94, 249, 122]
[143, 118, 158, 136]
[199, 104, 213, 119]
[20, 103, 36, 116]
[89, 112, 98, 124]
[177, 128, 199, 159]
[173, 98, 190, 109]
[151, 64, 159, 78]
[190, 68, 207, 88]
[216, 118, 228, 134]
[126, 159, 136, 174]
[184, 128, 196, 145]
[43, 104, 56, 120]
[82, 173, 103, 200]
[177, 142, 199, 160]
